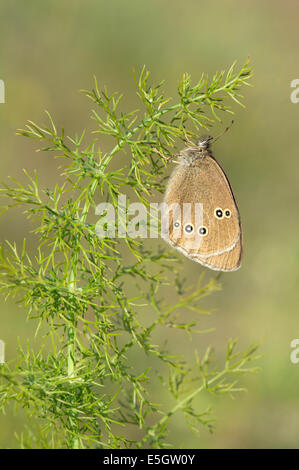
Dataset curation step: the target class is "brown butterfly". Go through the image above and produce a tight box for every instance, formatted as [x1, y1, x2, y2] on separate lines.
[161, 130, 242, 272]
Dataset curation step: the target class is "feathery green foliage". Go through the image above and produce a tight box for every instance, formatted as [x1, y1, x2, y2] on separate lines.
[0, 60, 259, 448]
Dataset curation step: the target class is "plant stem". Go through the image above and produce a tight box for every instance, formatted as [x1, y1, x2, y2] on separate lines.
[67, 266, 79, 448]
[67, 179, 98, 449]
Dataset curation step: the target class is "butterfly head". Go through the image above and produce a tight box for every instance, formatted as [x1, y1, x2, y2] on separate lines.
[197, 136, 213, 150]
[180, 136, 213, 165]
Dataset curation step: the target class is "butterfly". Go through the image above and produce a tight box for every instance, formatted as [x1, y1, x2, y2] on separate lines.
[161, 132, 242, 272]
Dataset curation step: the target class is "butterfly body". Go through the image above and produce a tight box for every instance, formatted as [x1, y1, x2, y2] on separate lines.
[162, 137, 242, 272]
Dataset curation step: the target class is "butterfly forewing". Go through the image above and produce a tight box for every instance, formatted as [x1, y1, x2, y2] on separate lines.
[162, 147, 242, 272]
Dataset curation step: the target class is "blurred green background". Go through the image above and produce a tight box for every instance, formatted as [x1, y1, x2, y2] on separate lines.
[1, 0, 299, 448]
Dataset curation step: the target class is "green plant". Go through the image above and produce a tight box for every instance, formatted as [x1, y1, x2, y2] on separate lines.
[0, 60, 259, 448]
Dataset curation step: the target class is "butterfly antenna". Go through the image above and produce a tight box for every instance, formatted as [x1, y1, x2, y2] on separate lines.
[212, 120, 234, 144]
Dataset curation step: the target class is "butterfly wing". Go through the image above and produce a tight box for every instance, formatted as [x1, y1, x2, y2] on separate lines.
[162, 155, 242, 271]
